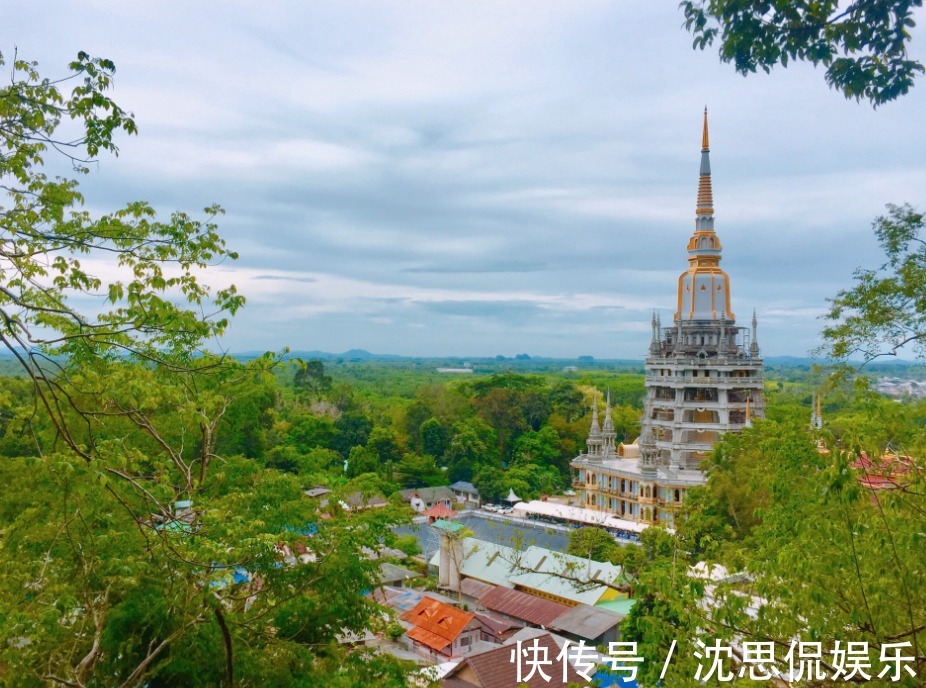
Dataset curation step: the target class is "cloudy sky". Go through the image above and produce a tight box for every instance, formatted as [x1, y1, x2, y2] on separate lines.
[5, 1, 925, 358]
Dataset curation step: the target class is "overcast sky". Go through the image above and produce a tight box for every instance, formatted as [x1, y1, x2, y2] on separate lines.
[5, 1, 925, 358]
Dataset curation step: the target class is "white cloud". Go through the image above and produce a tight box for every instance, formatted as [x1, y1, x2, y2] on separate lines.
[6, 0, 925, 357]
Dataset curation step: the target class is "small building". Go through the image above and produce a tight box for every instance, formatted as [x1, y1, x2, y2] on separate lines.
[401, 486, 455, 513]
[549, 603, 623, 646]
[449, 481, 481, 507]
[304, 486, 331, 499]
[339, 491, 388, 511]
[423, 503, 456, 523]
[377, 562, 423, 589]
[400, 598, 493, 660]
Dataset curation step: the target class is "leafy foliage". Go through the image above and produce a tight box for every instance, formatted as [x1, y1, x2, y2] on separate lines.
[681, 0, 925, 105]
[0, 52, 414, 687]
[822, 203, 926, 362]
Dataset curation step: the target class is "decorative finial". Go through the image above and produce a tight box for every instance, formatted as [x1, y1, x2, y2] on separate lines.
[697, 109, 713, 217]
[750, 309, 760, 357]
[702, 107, 710, 151]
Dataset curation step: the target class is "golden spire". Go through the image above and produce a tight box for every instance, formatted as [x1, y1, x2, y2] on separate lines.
[702, 106, 709, 151]
[696, 108, 713, 216]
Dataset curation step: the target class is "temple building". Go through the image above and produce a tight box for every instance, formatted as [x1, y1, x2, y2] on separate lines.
[571, 111, 765, 526]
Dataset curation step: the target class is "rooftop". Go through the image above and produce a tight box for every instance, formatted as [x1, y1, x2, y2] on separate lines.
[377, 562, 423, 586]
[400, 486, 455, 502]
[442, 632, 585, 687]
[572, 456, 707, 487]
[477, 586, 571, 627]
[549, 603, 623, 640]
[401, 598, 476, 653]
[449, 481, 480, 496]
[423, 504, 456, 519]
[508, 545, 626, 606]
[429, 538, 625, 605]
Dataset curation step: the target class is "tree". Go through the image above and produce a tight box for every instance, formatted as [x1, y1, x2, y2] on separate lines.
[510, 426, 560, 468]
[567, 526, 622, 563]
[292, 358, 332, 397]
[473, 387, 527, 462]
[394, 452, 445, 488]
[624, 417, 926, 686]
[822, 203, 926, 363]
[444, 419, 495, 482]
[0, 53, 412, 686]
[681, 0, 925, 106]
[549, 380, 585, 422]
[419, 417, 449, 459]
[332, 409, 373, 458]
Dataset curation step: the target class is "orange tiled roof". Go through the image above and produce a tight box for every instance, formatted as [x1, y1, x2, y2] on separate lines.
[400, 598, 474, 652]
[423, 504, 455, 519]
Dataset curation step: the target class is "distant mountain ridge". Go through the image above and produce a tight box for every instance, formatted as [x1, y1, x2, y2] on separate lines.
[0, 349, 921, 368]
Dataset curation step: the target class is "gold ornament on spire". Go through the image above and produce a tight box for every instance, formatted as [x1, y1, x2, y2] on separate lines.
[676, 109, 734, 322]
[702, 107, 709, 151]
[696, 108, 714, 216]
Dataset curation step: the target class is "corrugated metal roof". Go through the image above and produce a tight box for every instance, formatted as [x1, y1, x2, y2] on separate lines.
[508, 546, 624, 606]
[549, 603, 623, 641]
[443, 633, 584, 687]
[473, 612, 522, 637]
[430, 537, 624, 606]
[460, 578, 495, 601]
[477, 586, 570, 627]
[377, 562, 423, 585]
[407, 625, 454, 653]
[442, 539, 518, 588]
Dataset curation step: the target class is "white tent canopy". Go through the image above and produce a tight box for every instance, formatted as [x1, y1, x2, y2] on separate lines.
[510, 500, 648, 534]
[503, 488, 521, 503]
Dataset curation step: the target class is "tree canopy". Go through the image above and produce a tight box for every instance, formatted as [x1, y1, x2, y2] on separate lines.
[681, 0, 924, 106]
[822, 203, 926, 363]
[0, 52, 414, 687]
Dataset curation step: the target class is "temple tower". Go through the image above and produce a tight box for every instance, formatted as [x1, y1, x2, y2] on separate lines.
[641, 109, 765, 471]
[571, 111, 765, 525]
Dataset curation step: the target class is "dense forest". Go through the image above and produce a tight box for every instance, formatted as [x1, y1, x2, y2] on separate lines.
[2, 348, 925, 685]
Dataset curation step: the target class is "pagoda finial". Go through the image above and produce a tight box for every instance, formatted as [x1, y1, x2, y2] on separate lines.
[750, 309, 760, 357]
[702, 107, 710, 151]
[696, 109, 714, 217]
[811, 392, 823, 430]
